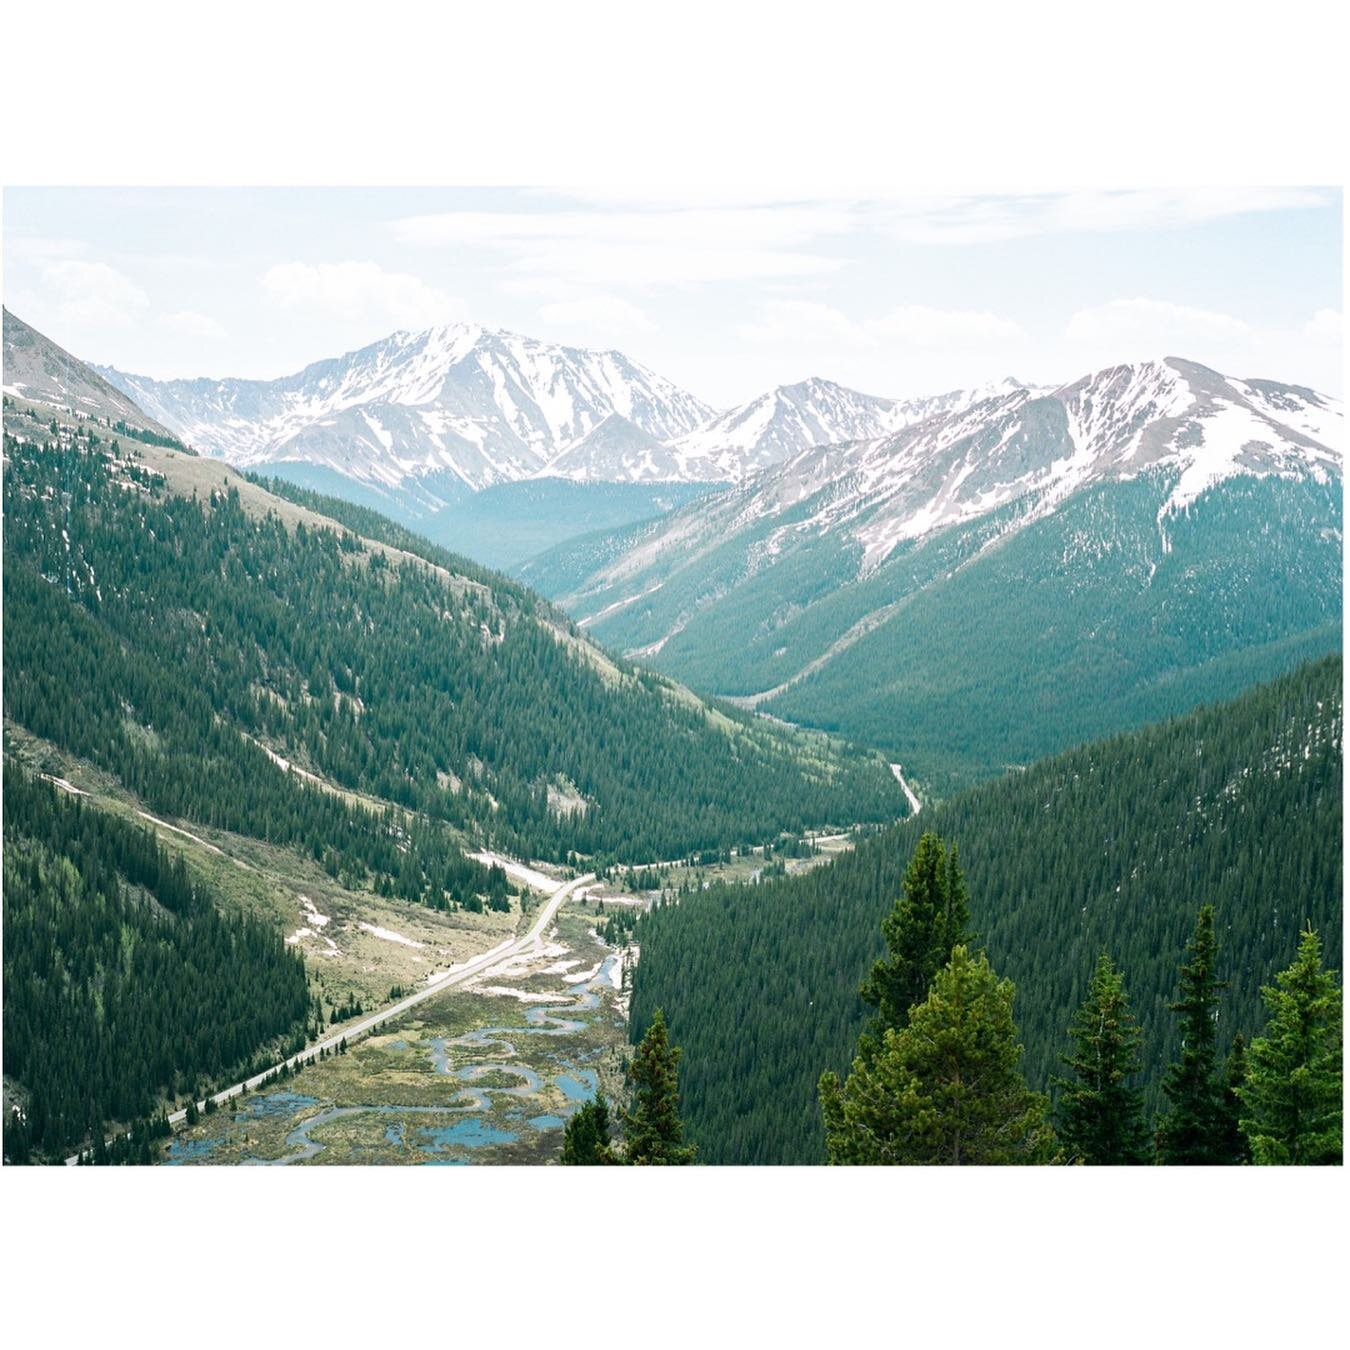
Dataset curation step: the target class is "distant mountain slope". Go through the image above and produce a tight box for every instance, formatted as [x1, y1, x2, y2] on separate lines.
[2, 307, 181, 443]
[543, 357, 1342, 793]
[631, 656, 1343, 1163]
[76, 315, 1040, 569]
[541, 413, 667, 481]
[4, 318, 903, 877]
[664, 374, 1027, 480]
[97, 323, 715, 497]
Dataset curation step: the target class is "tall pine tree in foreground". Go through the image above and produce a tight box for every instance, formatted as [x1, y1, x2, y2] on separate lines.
[559, 1093, 617, 1166]
[1239, 926, 1343, 1165]
[820, 945, 1056, 1165]
[1156, 906, 1230, 1165]
[1054, 953, 1151, 1164]
[858, 832, 971, 1038]
[623, 1010, 695, 1165]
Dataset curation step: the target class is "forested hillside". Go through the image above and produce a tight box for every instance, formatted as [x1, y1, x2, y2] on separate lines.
[2, 765, 312, 1161]
[535, 358, 1341, 799]
[630, 657, 1343, 1163]
[2, 421, 901, 880]
[767, 475, 1342, 795]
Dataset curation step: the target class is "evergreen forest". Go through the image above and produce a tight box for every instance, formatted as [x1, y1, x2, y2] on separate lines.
[2, 764, 312, 1161]
[630, 656, 1342, 1162]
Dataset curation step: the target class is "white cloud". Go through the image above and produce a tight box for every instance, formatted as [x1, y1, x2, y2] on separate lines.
[738, 299, 1023, 350]
[396, 189, 1330, 266]
[40, 259, 149, 327]
[261, 260, 467, 329]
[393, 206, 853, 249]
[1304, 308, 1342, 344]
[392, 205, 850, 288]
[536, 295, 655, 334]
[871, 188, 1331, 245]
[7, 234, 92, 262]
[158, 309, 228, 340]
[514, 242, 839, 288]
[1065, 297, 1251, 346]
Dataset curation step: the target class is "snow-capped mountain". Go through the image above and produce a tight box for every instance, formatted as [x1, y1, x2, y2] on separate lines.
[541, 413, 671, 482]
[96, 329, 1036, 498]
[517, 355, 1341, 793]
[97, 324, 716, 499]
[661, 375, 1029, 480]
[568, 357, 1340, 591]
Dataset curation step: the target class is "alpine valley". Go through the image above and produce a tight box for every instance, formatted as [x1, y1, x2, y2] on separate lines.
[1, 298, 1342, 1170]
[525, 357, 1342, 795]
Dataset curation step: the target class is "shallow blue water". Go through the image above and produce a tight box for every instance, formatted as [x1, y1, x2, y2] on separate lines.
[527, 1114, 565, 1132]
[415, 1118, 517, 1150]
[243, 1091, 319, 1119]
[165, 1135, 223, 1165]
[555, 1069, 599, 1102]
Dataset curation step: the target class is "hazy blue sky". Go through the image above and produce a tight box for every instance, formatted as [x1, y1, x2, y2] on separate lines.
[4, 187, 1341, 406]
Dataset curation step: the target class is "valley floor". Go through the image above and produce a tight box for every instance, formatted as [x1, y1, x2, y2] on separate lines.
[156, 912, 631, 1166]
[158, 907, 632, 1165]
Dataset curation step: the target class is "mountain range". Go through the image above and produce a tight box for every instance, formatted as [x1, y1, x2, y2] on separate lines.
[65, 320, 1043, 564]
[3, 311, 912, 1162]
[91, 324, 1018, 495]
[2, 304, 1341, 1171]
[522, 356, 1342, 792]
[4, 312, 901, 861]
[5, 306, 1342, 792]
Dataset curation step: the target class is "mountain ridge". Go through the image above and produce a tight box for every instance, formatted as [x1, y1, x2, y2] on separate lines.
[2, 307, 182, 443]
[93, 322, 716, 498]
[83, 320, 1046, 495]
[542, 355, 1340, 609]
[4, 313, 905, 867]
[522, 354, 1342, 793]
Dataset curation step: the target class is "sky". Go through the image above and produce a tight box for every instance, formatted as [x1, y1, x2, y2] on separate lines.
[3, 186, 1342, 408]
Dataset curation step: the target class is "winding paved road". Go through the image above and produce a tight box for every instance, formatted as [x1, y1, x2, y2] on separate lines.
[66, 871, 594, 1164]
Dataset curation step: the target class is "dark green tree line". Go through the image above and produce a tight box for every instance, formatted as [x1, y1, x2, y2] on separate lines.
[630, 658, 1341, 1163]
[4, 433, 900, 887]
[2, 765, 311, 1162]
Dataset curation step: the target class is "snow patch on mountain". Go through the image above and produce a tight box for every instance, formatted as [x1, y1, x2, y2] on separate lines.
[566, 357, 1342, 608]
[663, 376, 1030, 482]
[98, 324, 716, 493]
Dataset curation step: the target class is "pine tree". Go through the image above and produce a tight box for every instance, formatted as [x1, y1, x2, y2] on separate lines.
[623, 1010, 695, 1165]
[1053, 953, 1151, 1164]
[1217, 1034, 1250, 1164]
[560, 1093, 617, 1166]
[1156, 906, 1230, 1165]
[821, 945, 1056, 1165]
[1239, 926, 1342, 1165]
[859, 832, 971, 1036]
